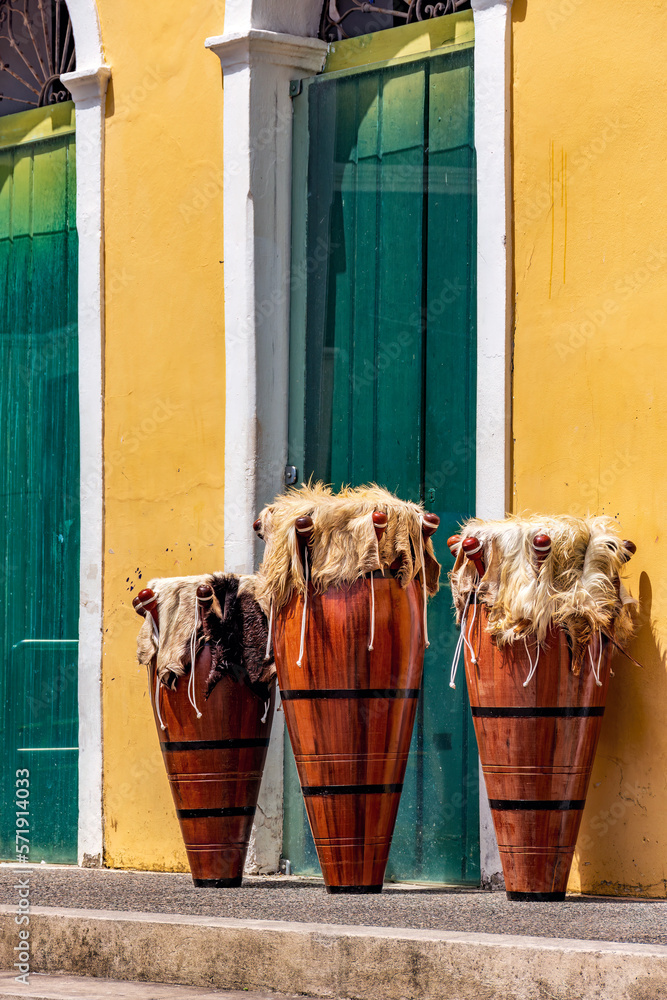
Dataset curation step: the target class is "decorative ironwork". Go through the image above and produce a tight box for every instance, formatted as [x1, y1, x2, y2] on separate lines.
[319, 0, 472, 42]
[0, 0, 76, 117]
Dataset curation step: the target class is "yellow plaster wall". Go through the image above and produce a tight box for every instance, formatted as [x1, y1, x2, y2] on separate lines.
[99, 0, 226, 869]
[512, 3, 667, 896]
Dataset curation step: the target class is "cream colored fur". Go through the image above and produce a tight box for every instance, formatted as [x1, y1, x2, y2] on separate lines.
[450, 514, 637, 671]
[136, 573, 257, 687]
[254, 483, 440, 612]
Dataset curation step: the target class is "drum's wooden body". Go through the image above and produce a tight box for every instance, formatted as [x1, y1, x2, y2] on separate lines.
[465, 605, 611, 900]
[274, 575, 425, 893]
[150, 646, 273, 887]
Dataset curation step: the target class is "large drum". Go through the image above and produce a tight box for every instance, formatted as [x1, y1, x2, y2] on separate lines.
[254, 483, 441, 893]
[135, 580, 274, 887]
[448, 516, 637, 900]
[274, 575, 424, 893]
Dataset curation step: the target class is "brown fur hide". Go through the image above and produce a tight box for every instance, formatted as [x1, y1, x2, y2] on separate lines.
[136, 573, 275, 692]
[253, 482, 440, 612]
[449, 514, 637, 672]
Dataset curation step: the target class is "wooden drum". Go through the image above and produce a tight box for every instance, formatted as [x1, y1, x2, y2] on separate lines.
[136, 587, 273, 888]
[466, 608, 610, 900]
[449, 517, 636, 901]
[274, 575, 424, 893]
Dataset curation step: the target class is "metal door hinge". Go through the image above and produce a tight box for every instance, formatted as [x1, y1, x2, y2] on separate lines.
[289, 79, 303, 98]
[285, 465, 298, 486]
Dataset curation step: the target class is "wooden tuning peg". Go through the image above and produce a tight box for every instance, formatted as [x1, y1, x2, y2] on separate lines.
[462, 536, 485, 578]
[133, 588, 159, 628]
[447, 534, 461, 558]
[295, 515, 314, 566]
[533, 533, 552, 570]
[422, 512, 440, 539]
[372, 511, 388, 541]
[621, 540, 636, 563]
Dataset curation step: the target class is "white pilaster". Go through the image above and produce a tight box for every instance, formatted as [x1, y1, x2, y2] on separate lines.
[61, 58, 110, 868]
[206, 27, 326, 872]
[471, 0, 513, 889]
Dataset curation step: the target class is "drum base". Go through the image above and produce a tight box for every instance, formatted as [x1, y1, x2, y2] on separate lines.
[326, 884, 383, 895]
[192, 876, 243, 889]
[506, 891, 566, 902]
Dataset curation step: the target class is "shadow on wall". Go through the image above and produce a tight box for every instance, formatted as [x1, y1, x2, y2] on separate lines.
[573, 570, 667, 898]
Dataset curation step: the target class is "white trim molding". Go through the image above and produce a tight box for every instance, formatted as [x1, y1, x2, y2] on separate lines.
[206, 25, 326, 872]
[208, 0, 513, 884]
[471, 0, 513, 889]
[62, 17, 110, 866]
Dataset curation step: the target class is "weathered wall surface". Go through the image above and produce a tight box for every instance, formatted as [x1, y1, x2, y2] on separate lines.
[99, 0, 226, 869]
[512, 2, 667, 896]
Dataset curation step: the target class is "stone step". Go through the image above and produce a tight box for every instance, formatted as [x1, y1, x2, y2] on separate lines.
[1, 905, 667, 1000]
[0, 972, 316, 1000]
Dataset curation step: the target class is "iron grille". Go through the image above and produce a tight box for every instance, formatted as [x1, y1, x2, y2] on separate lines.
[0, 0, 75, 117]
[319, 0, 472, 42]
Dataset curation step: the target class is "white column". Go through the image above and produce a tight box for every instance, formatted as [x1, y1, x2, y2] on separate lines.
[61, 64, 110, 868]
[471, 0, 513, 889]
[206, 28, 326, 872]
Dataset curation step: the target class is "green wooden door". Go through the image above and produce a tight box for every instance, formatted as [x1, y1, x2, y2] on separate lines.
[0, 104, 79, 863]
[286, 40, 478, 883]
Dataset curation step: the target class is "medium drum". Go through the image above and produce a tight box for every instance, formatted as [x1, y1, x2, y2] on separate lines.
[448, 516, 637, 900]
[466, 608, 610, 900]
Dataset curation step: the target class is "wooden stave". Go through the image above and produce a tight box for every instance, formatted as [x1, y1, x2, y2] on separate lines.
[150, 644, 273, 887]
[464, 604, 611, 900]
[274, 575, 425, 893]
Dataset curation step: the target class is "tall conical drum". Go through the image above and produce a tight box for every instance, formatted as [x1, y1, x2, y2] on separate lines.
[448, 518, 637, 901]
[274, 575, 423, 893]
[255, 484, 440, 893]
[466, 611, 610, 899]
[135, 575, 275, 887]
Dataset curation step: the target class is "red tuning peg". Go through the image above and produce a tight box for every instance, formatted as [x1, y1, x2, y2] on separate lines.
[447, 534, 461, 558]
[295, 515, 314, 566]
[462, 536, 485, 578]
[533, 533, 552, 569]
[422, 512, 440, 539]
[621, 539, 636, 563]
[372, 511, 388, 541]
[196, 583, 214, 605]
[133, 588, 158, 628]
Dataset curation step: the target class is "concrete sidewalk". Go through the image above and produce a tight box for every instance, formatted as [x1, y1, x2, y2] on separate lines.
[1, 867, 666, 999]
[0, 972, 318, 1000]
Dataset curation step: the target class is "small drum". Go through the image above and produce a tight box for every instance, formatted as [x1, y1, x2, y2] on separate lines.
[135, 580, 274, 887]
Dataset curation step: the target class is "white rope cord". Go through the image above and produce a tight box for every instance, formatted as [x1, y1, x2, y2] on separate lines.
[261, 699, 271, 724]
[265, 599, 274, 661]
[463, 581, 479, 666]
[419, 524, 430, 648]
[154, 670, 166, 731]
[588, 631, 604, 687]
[147, 610, 165, 728]
[449, 589, 473, 689]
[296, 547, 309, 668]
[368, 571, 376, 651]
[188, 619, 203, 719]
[522, 636, 540, 687]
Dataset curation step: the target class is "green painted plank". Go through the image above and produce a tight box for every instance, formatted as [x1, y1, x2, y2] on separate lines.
[0, 124, 78, 865]
[374, 65, 424, 501]
[285, 42, 479, 884]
